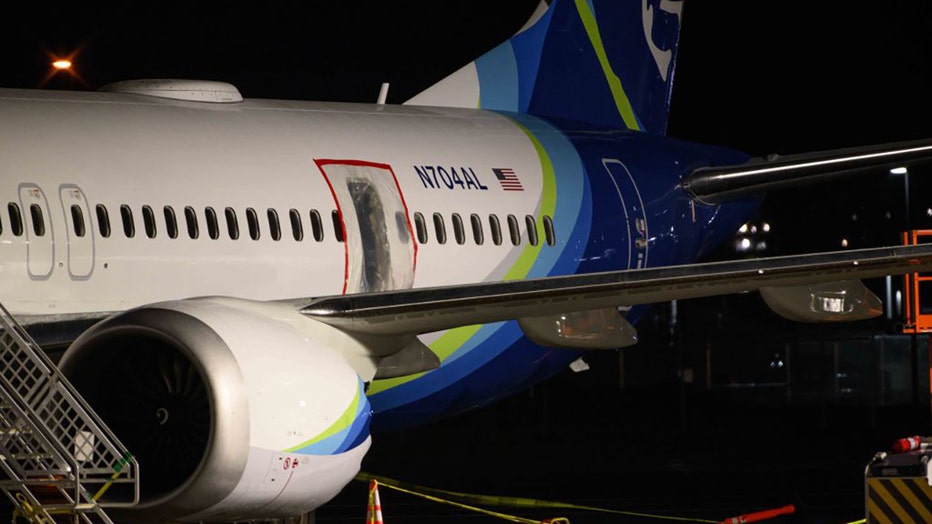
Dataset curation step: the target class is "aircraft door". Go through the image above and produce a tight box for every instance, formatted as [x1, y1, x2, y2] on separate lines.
[317, 160, 416, 294]
[59, 185, 95, 279]
[18, 184, 55, 280]
[602, 159, 649, 269]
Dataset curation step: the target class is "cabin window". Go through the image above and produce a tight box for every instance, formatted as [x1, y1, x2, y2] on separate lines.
[451, 213, 466, 245]
[267, 209, 281, 241]
[310, 210, 324, 242]
[205, 207, 220, 240]
[246, 208, 260, 240]
[70, 205, 86, 238]
[507, 214, 520, 246]
[224, 207, 239, 240]
[8, 203, 23, 237]
[543, 215, 556, 246]
[29, 204, 45, 237]
[120, 205, 135, 238]
[470, 213, 484, 245]
[489, 214, 502, 246]
[331, 210, 344, 242]
[142, 205, 157, 238]
[164, 206, 178, 239]
[96, 204, 111, 238]
[414, 212, 428, 244]
[394, 211, 411, 245]
[525, 215, 538, 246]
[433, 212, 447, 245]
[184, 206, 199, 239]
[289, 209, 304, 241]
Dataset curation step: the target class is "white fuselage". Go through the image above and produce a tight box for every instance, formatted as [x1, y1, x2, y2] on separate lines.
[1, 87, 566, 521]
[0, 88, 553, 316]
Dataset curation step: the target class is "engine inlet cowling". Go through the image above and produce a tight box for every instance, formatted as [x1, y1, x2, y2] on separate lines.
[59, 298, 371, 522]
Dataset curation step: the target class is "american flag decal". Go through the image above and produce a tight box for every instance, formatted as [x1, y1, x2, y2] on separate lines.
[493, 168, 524, 191]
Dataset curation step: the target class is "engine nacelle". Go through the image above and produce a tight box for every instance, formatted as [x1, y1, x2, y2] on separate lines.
[59, 297, 371, 522]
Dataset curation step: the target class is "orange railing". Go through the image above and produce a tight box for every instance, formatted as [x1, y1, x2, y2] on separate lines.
[902, 230, 932, 333]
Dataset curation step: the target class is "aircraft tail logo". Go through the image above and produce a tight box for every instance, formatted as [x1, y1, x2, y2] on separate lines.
[406, 0, 684, 135]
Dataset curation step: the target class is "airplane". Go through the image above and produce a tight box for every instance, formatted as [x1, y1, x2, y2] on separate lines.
[3, 0, 932, 522]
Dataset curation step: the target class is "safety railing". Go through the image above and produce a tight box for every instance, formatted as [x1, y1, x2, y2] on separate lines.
[0, 304, 138, 523]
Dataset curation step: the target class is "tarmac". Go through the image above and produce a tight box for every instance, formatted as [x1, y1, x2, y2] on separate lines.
[1, 354, 922, 523]
[318, 368, 929, 524]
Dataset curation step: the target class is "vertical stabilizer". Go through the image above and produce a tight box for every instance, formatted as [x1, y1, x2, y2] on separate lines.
[405, 0, 684, 135]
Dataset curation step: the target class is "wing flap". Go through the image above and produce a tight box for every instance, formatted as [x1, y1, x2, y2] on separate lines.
[301, 244, 932, 336]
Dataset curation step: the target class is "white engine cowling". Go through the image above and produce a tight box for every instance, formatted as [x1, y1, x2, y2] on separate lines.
[59, 297, 372, 523]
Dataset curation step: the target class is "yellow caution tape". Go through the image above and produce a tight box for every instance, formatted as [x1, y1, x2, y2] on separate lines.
[12, 493, 54, 524]
[92, 452, 134, 502]
[13, 493, 37, 520]
[356, 472, 717, 523]
[367, 476, 552, 524]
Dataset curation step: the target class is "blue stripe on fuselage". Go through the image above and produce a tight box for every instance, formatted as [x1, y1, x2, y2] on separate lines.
[369, 121, 759, 432]
[368, 114, 589, 415]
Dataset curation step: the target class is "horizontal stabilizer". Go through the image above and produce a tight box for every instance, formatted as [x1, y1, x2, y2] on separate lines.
[300, 244, 932, 337]
[682, 139, 932, 204]
[759, 280, 883, 322]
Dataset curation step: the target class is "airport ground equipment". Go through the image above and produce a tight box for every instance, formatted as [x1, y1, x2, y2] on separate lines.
[0, 304, 138, 523]
[902, 230, 932, 334]
[865, 443, 932, 522]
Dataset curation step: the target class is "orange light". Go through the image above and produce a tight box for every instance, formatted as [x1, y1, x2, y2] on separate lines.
[40, 48, 85, 88]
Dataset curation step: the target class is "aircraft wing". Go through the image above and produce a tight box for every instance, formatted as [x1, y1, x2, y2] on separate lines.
[682, 138, 932, 204]
[300, 244, 932, 337]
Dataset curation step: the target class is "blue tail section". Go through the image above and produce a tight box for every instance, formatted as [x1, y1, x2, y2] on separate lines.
[407, 0, 684, 135]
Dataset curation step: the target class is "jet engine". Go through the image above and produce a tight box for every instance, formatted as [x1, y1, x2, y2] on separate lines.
[58, 297, 371, 523]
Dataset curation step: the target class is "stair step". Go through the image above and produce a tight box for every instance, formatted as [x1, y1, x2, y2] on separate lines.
[0, 304, 138, 523]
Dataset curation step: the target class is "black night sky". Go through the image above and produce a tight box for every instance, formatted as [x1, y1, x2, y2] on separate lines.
[5, 1, 932, 254]
[5, 2, 932, 522]
[3, 2, 931, 150]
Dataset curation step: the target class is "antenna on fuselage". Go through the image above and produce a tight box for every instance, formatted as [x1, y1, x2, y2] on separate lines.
[377, 82, 390, 105]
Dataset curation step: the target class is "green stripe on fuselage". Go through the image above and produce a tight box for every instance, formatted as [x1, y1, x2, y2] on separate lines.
[503, 121, 557, 281]
[285, 381, 361, 452]
[367, 119, 558, 396]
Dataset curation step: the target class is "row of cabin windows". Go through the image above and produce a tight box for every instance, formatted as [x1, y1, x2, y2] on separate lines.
[0, 202, 556, 248]
[100, 205, 334, 242]
[0, 202, 337, 243]
[0, 203, 47, 238]
[413, 212, 555, 247]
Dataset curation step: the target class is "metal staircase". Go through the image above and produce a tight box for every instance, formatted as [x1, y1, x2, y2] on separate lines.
[0, 304, 138, 523]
